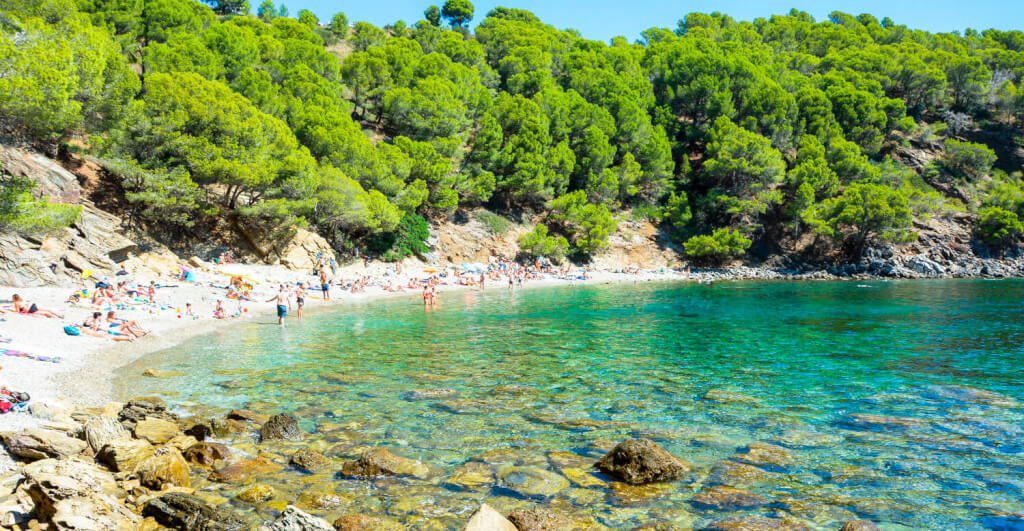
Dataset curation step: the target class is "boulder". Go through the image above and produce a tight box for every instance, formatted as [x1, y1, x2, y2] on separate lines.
[97, 439, 154, 473]
[209, 457, 283, 483]
[839, 521, 880, 531]
[339, 448, 429, 479]
[594, 439, 690, 485]
[332, 514, 405, 531]
[260, 413, 302, 442]
[237, 484, 276, 504]
[498, 466, 570, 498]
[83, 416, 131, 453]
[263, 505, 334, 531]
[506, 508, 572, 531]
[277, 228, 336, 272]
[184, 421, 214, 441]
[143, 492, 246, 530]
[134, 446, 191, 489]
[290, 448, 331, 472]
[463, 503, 517, 531]
[184, 442, 232, 467]
[118, 397, 177, 430]
[134, 417, 181, 445]
[690, 485, 768, 511]
[1, 429, 88, 461]
[165, 434, 199, 452]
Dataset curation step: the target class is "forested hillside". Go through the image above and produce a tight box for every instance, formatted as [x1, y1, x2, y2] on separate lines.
[2, 0, 1024, 265]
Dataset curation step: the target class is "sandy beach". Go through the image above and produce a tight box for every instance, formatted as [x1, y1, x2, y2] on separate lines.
[0, 256, 688, 433]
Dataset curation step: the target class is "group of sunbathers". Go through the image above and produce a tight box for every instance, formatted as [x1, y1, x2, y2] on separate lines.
[80, 311, 151, 341]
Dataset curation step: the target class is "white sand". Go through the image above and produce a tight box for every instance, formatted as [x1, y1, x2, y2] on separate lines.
[0, 258, 688, 431]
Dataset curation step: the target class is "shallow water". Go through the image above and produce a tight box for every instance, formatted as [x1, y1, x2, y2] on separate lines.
[114, 279, 1024, 529]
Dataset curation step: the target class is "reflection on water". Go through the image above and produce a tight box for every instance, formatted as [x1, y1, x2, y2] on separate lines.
[114, 280, 1024, 529]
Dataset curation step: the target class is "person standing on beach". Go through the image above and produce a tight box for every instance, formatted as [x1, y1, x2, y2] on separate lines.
[266, 286, 291, 325]
[319, 269, 331, 301]
[295, 282, 306, 318]
[479, 272, 485, 291]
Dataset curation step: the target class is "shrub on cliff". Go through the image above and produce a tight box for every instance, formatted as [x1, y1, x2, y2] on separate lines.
[518, 224, 569, 262]
[683, 228, 751, 265]
[807, 182, 916, 256]
[941, 139, 997, 180]
[369, 213, 430, 261]
[977, 206, 1023, 245]
[0, 171, 81, 236]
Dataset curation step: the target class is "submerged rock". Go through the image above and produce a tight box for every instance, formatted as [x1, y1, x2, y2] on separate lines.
[926, 385, 1019, 408]
[706, 460, 771, 487]
[464, 503, 517, 531]
[594, 439, 690, 485]
[840, 414, 924, 430]
[332, 514, 405, 531]
[691, 485, 768, 511]
[1, 429, 88, 461]
[730, 442, 793, 467]
[183, 442, 232, 467]
[839, 521, 881, 531]
[340, 448, 429, 479]
[608, 481, 676, 506]
[264, 505, 334, 530]
[295, 490, 348, 510]
[702, 389, 759, 404]
[702, 515, 810, 531]
[506, 508, 571, 531]
[209, 457, 283, 483]
[143, 492, 246, 530]
[227, 409, 267, 423]
[404, 388, 458, 400]
[142, 369, 186, 378]
[290, 448, 331, 472]
[260, 413, 302, 442]
[237, 484, 275, 504]
[498, 466, 570, 498]
[445, 461, 495, 490]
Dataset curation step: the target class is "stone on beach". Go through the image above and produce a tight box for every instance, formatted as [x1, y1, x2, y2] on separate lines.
[133, 417, 181, 445]
[134, 445, 191, 489]
[143, 492, 246, 530]
[260, 413, 303, 442]
[339, 448, 430, 479]
[594, 439, 690, 485]
[83, 416, 131, 453]
[1, 429, 88, 461]
[263, 505, 334, 530]
[463, 503, 517, 531]
[97, 438, 154, 472]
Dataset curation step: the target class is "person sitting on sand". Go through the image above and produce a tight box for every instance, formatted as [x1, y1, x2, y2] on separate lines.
[106, 311, 150, 338]
[213, 300, 226, 319]
[5, 294, 63, 318]
[82, 312, 133, 341]
[185, 302, 194, 317]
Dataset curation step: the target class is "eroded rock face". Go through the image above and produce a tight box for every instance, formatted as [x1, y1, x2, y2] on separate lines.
[142, 492, 246, 530]
[264, 505, 334, 530]
[464, 503, 517, 531]
[340, 448, 429, 479]
[260, 413, 302, 442]
[1, 429, 88, 461]
[289, 448, 331, 472]
[594, 439, 691, 485]
[183, 442, 232, 467]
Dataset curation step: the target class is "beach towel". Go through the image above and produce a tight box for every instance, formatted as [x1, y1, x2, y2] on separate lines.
[2, 349, 62, 363]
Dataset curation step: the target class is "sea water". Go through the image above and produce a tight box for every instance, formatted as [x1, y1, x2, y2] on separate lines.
[113, 280, 1024, 529]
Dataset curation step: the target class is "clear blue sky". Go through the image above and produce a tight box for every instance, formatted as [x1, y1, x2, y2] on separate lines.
[288, 0, 1024, 42]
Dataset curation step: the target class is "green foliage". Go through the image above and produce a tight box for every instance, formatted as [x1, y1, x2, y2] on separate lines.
[329, 12, 348, 39]
[548, 191, 617, 253]
[977, 206, 1023, 245]
[424, 5, 440, 27]
[103, 158, 212, 229]
[663, 192, 692, 232]
[0, 171, 81, 235]
[296, 9, 317, 30]
[441, 0, 473, 28]
[518, 223, 569, 261]
[473, 209, 511, 234]
[940, 139, 997, 180]
[370, 213, 430, 261]
[683, 228, 751, 264]
[807, 182, 916, 254]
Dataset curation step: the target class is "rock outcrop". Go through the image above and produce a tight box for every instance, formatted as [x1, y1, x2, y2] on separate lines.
[594, 439, 691, 485]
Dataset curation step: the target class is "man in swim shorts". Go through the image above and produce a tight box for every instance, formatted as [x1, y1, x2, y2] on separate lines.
[265, 287, 291, 326]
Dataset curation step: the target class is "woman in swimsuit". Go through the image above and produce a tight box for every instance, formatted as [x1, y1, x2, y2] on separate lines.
[9, 294, 62, 318]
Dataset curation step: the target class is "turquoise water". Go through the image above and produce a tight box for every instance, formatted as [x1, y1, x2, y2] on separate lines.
[114, 280, 1024, 529]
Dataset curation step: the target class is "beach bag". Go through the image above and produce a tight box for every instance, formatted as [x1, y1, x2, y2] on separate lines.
[0, 401, 10, 414]
[64, 326, 81, 336]
[0, 389, 28, 404]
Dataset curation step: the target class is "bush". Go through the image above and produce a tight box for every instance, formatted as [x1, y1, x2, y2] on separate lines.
[518, 224, 569, 262]
[941, 139, 996, 180]
[977, 207, 1023, 245]
[0, 173, 81, 235]
[473, 210, 511, 234]
[683, 228, 751, 264]
[369, 213, 430, 261]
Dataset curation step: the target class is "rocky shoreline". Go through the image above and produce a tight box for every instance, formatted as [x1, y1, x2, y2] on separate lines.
[0, 395, 910, 531]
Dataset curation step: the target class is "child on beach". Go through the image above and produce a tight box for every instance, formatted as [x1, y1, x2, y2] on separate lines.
[214, 301, 226, 319]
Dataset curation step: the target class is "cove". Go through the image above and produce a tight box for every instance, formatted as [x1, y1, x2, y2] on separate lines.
[113, 280, 1024, 529]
